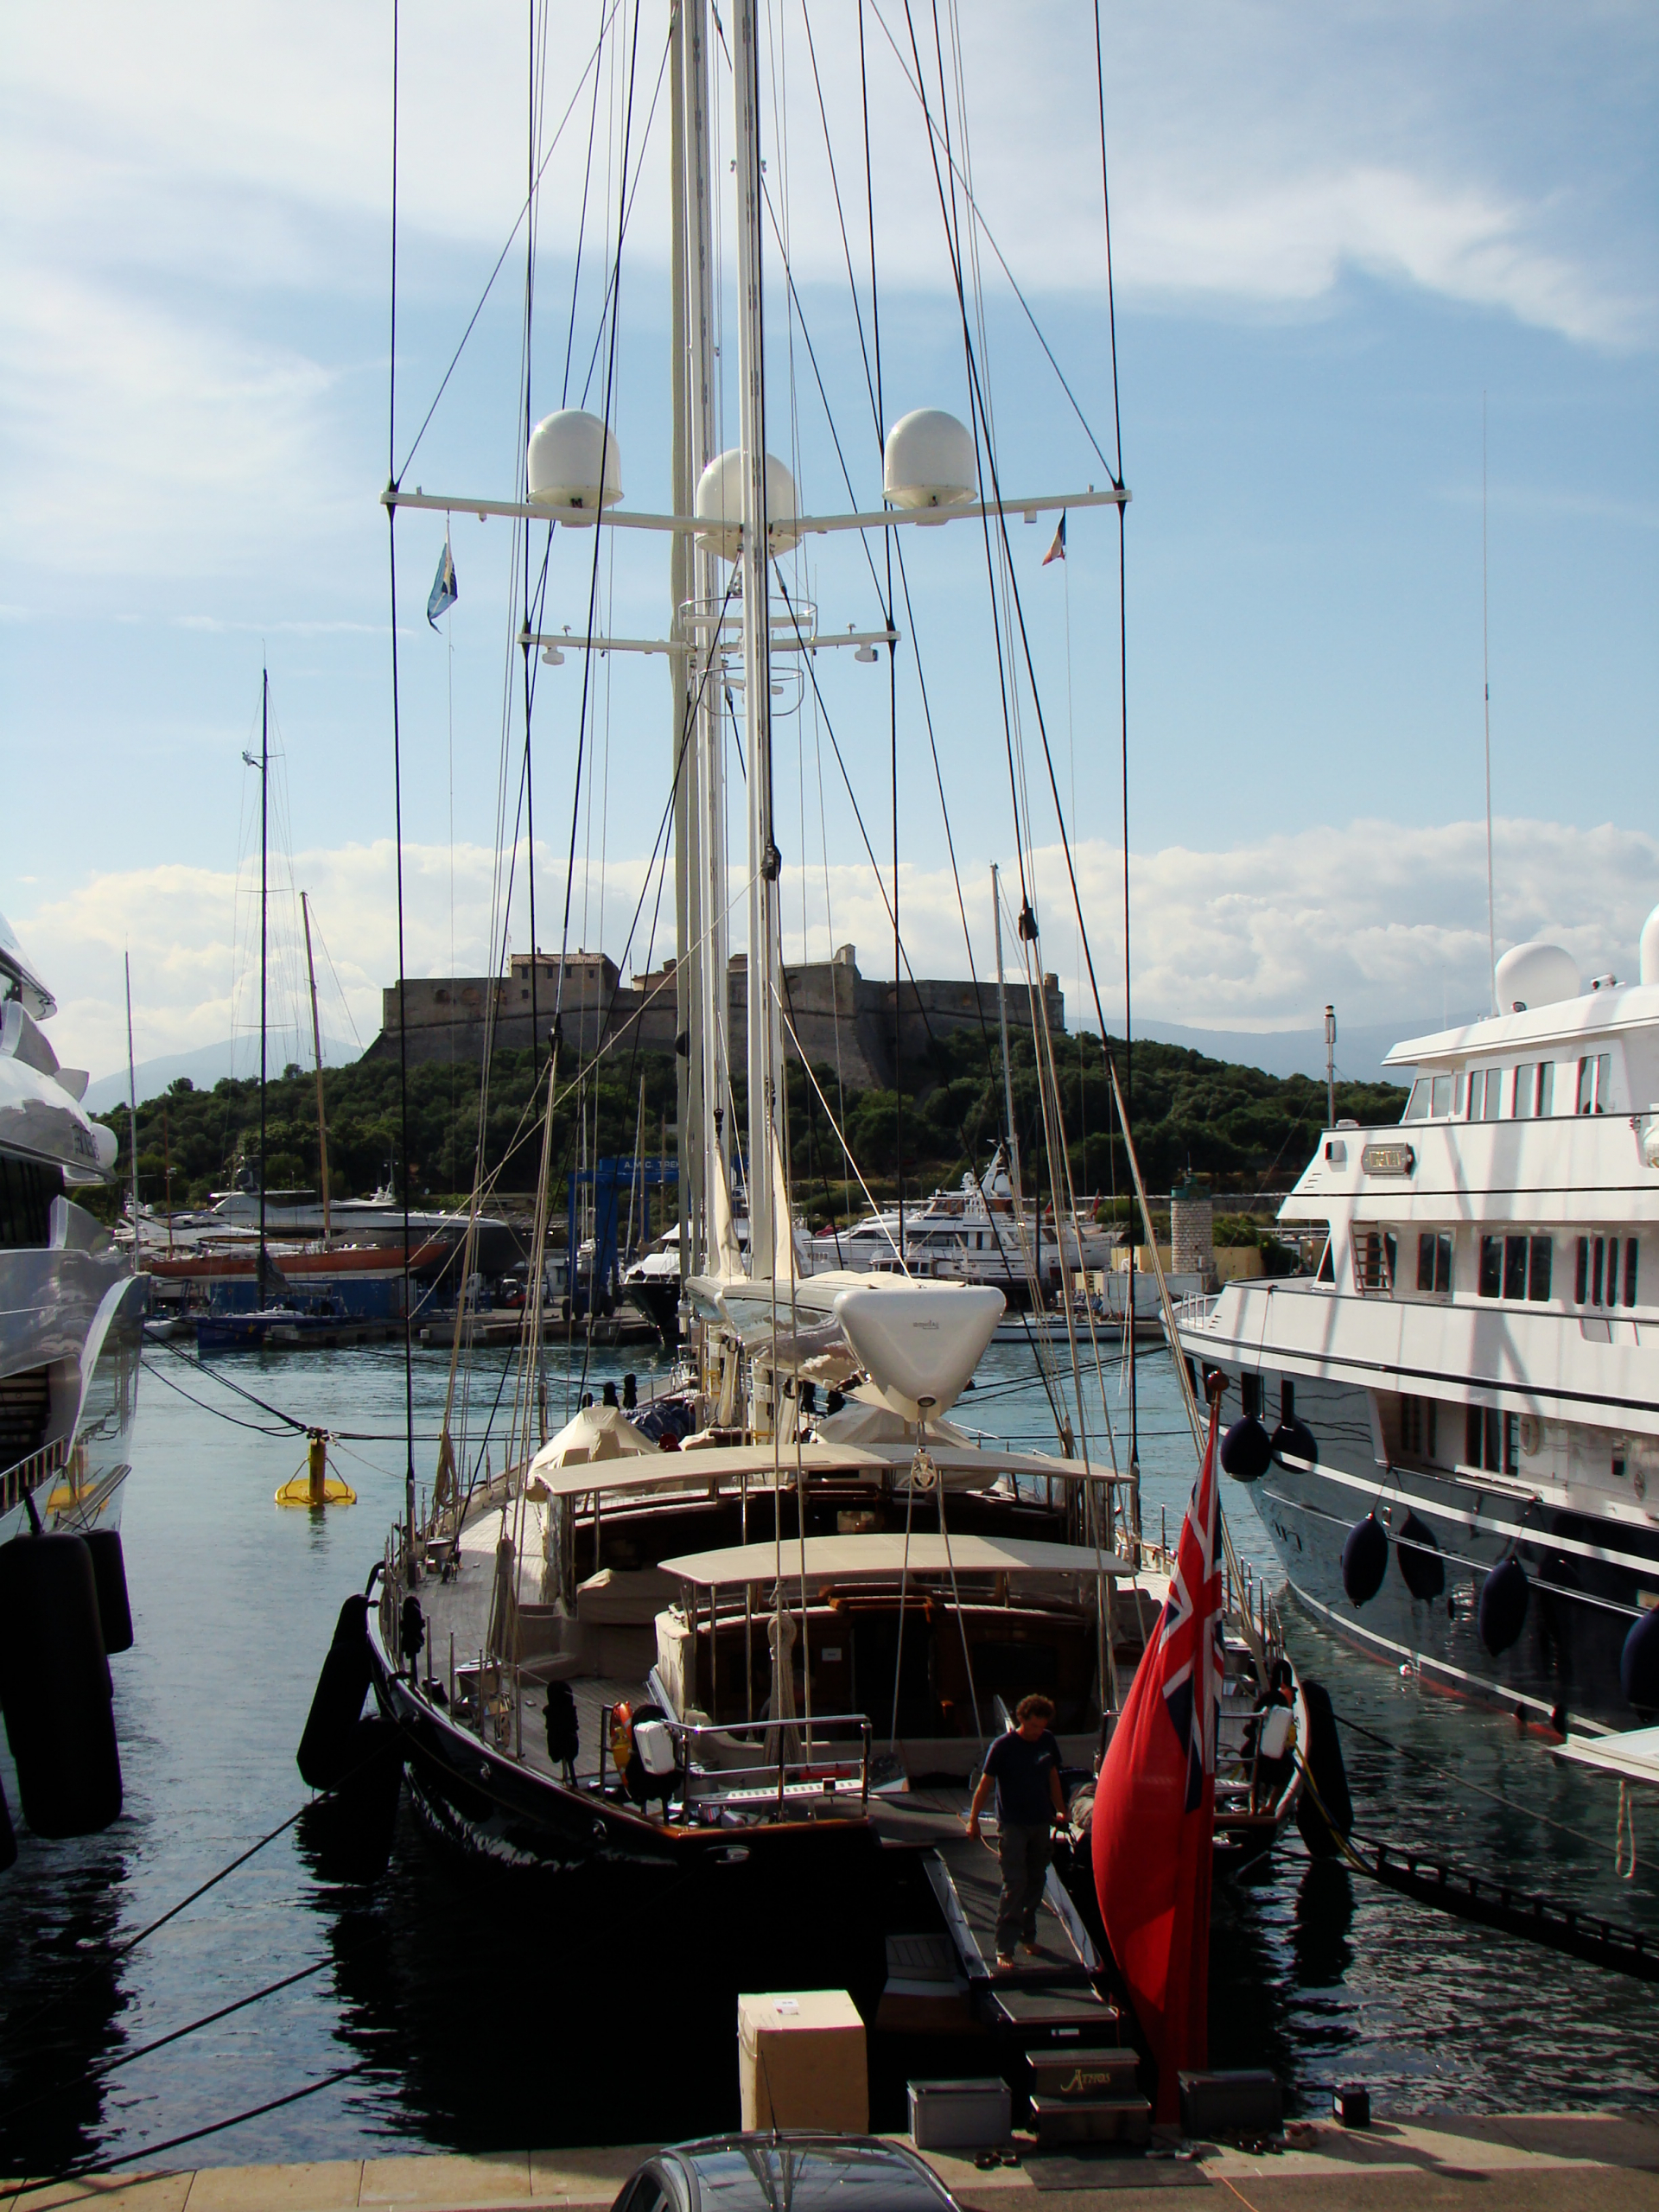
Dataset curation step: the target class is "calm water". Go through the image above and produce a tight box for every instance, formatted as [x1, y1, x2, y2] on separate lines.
[2, 1338, 1655, 2177]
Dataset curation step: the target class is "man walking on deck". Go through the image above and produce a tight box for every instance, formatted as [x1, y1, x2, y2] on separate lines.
[966, 1694, 1067, 1970]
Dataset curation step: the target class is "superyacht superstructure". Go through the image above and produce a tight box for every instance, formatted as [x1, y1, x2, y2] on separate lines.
[1176, 922, 1659, 1734]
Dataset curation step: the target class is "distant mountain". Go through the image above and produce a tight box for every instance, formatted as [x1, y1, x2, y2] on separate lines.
[84, 1036, 358, 1115]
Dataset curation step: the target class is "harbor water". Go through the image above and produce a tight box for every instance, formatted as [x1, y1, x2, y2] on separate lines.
[3, 1339, 1656, 2177]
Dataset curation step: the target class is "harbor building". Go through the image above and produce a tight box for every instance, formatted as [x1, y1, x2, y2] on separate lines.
[366, 944, 1064, 1089]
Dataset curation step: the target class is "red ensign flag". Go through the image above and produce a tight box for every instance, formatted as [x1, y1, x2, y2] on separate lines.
[1091, 1392, 1224, 2120]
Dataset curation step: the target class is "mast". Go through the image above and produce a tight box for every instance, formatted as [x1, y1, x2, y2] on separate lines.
[302, 891, 333, 1248]
[733, 0, 782, 1281]
[669, 0, 696, 1300]
[991, 863, 1021, 1204]
[124, 951, 140, 1257]
[1325, 1003, 1337, 1133]
[258, 666, 269, 1298]
[683, 0, 726, 1295]
[1482, 392, 1497, 1014]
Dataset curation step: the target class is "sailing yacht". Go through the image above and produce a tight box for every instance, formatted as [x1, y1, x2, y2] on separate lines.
[322, 0, 1307, 1910]
[1175, 926, 1659, 1736]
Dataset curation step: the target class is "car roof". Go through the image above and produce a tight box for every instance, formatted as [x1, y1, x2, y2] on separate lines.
[660, 2136, 953, 2212]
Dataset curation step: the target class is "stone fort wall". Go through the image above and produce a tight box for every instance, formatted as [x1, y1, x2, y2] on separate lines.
[363, 944, 1063, 1089]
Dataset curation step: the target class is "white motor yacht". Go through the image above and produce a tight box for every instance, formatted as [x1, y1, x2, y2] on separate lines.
[1175, 919, 1659, 1736]
[0, 913, 146, 1842]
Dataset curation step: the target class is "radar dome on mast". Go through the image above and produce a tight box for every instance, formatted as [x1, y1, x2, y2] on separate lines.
[693, 449, 799, 562]
[882, 408, 976, 514]
[1639, 903, 1659, 986]
[527, 409, 623, 519]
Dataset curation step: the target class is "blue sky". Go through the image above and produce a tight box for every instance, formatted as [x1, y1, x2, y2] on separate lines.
[3, 2, 1654, 1081]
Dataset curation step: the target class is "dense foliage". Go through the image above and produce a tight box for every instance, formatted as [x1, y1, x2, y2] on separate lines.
[94, 1027, 1404, 1222]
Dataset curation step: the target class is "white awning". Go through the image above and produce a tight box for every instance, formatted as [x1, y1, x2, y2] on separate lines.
[657, 1530, 1138, 1587]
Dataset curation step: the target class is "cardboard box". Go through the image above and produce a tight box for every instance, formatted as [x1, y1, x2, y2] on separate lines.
[907, 2080, 1011, 2151]
[737, 1991, 868, 2133]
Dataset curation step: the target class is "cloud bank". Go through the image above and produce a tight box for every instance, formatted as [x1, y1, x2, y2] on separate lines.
[19, 814, 1658, 1085]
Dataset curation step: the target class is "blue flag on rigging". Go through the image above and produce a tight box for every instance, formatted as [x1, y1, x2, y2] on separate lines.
[427, 538, 457, 628]
[1042, 512, 1066, 565]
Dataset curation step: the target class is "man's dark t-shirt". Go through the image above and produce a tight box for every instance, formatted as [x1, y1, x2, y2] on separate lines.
[982, 1726, 1062, 1827]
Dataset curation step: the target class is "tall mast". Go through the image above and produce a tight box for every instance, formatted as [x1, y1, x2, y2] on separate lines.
[991, 864, 1021, 1205]
[669, 1, 696, 1294]
[302, 891, 332, 1248]
[124, 950, 140, 1257]
[733, 0, 782, 1280]
[258, 666, 269, 1297]
[683, 0, 726, 1283]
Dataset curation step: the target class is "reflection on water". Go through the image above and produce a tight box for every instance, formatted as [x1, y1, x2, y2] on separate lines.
[2, 1343, 1656, 2175]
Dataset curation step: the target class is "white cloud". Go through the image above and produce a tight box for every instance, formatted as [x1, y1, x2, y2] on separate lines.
[3, 1, 1648, 597]
[26, 815, 1659, 1086]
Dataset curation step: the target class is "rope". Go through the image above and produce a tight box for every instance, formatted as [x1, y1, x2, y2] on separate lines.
[1617, 1781, 1637, 1884]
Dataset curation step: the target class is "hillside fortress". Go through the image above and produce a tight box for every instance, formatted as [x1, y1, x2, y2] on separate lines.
[366, 944, 1064, 1090]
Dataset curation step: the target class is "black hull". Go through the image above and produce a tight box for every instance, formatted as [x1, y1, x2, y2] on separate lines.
[370, 1638, 880, 1886]
[624, 1279, 681, 1345]
[1204, 1362, 1656, 1734]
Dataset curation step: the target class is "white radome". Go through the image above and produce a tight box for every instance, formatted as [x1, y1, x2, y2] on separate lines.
[1493, 940, 1580, 1014]
[882, 408, 976, 512]
[693, 448, 799, 562]
[1639, 902, 1659, 987]
[527, 409, 623, 518]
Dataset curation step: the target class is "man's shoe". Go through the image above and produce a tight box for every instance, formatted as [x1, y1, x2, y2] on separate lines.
[993, 1954, 1017, 1974]
[1020, 1941, 1041, 1957]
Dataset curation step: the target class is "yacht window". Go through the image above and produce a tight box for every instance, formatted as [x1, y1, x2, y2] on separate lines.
[1417, 1230, 1452, 1294]
[1402, 1080, 1429, 1122]
[1592, 1235, 1605, 1306]
[1504, 1412, 1519, 1477]
[1625, 1236, 1639, 1308]
[1513, 1065, 1536, 1119]
[1465, 1404, 1504, 1474]
[1503, 1236, 1529, 1300]
[1402, 1395, 1438, 1461]
[1478, 1236, 1503, 1297]
[1576, 1236, 1589, 1303]
[1453, 1071, 1466, 1116]
[0, 1157, 62, 1249]
[1576, 1052, 1612, 1115]
[1537, 1063, 1554, 1116]
[1431, 1075, 1453, 1118]
[1353, 1229, 1395, 1293]
[1466, 1070, 1482, 1118]
[1316, 1233, 1335, 1284]
[1480, 1070, 1501, 1122]
[1527, 1237, 1552, 1301]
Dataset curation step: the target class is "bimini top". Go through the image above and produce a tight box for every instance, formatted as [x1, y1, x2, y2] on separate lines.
[658, 1531, 1138, 1587]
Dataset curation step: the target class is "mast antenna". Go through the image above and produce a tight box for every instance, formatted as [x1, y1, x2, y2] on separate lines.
[124, 951, 140, 1255]
[1482, 393, 1497, 1014]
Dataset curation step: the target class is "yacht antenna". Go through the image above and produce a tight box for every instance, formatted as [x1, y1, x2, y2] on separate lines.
[1325, 1004, 1337, 1133]
[302, 891, 332, 1249]
[1482, 393, 1497, 1014]
[124, 950, 140, 1255]
[258, 667, 269, 1295]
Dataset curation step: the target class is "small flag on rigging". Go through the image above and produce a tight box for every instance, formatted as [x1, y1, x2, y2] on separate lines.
[1041, 512, 1066, 565]
[427, 537, 457, 628]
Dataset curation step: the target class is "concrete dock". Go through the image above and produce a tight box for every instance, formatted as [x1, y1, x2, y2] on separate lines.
[6, 2113, 1658, 2212]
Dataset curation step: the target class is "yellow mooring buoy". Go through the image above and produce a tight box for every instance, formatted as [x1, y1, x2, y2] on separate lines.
[276, 1430, 356, 1508]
